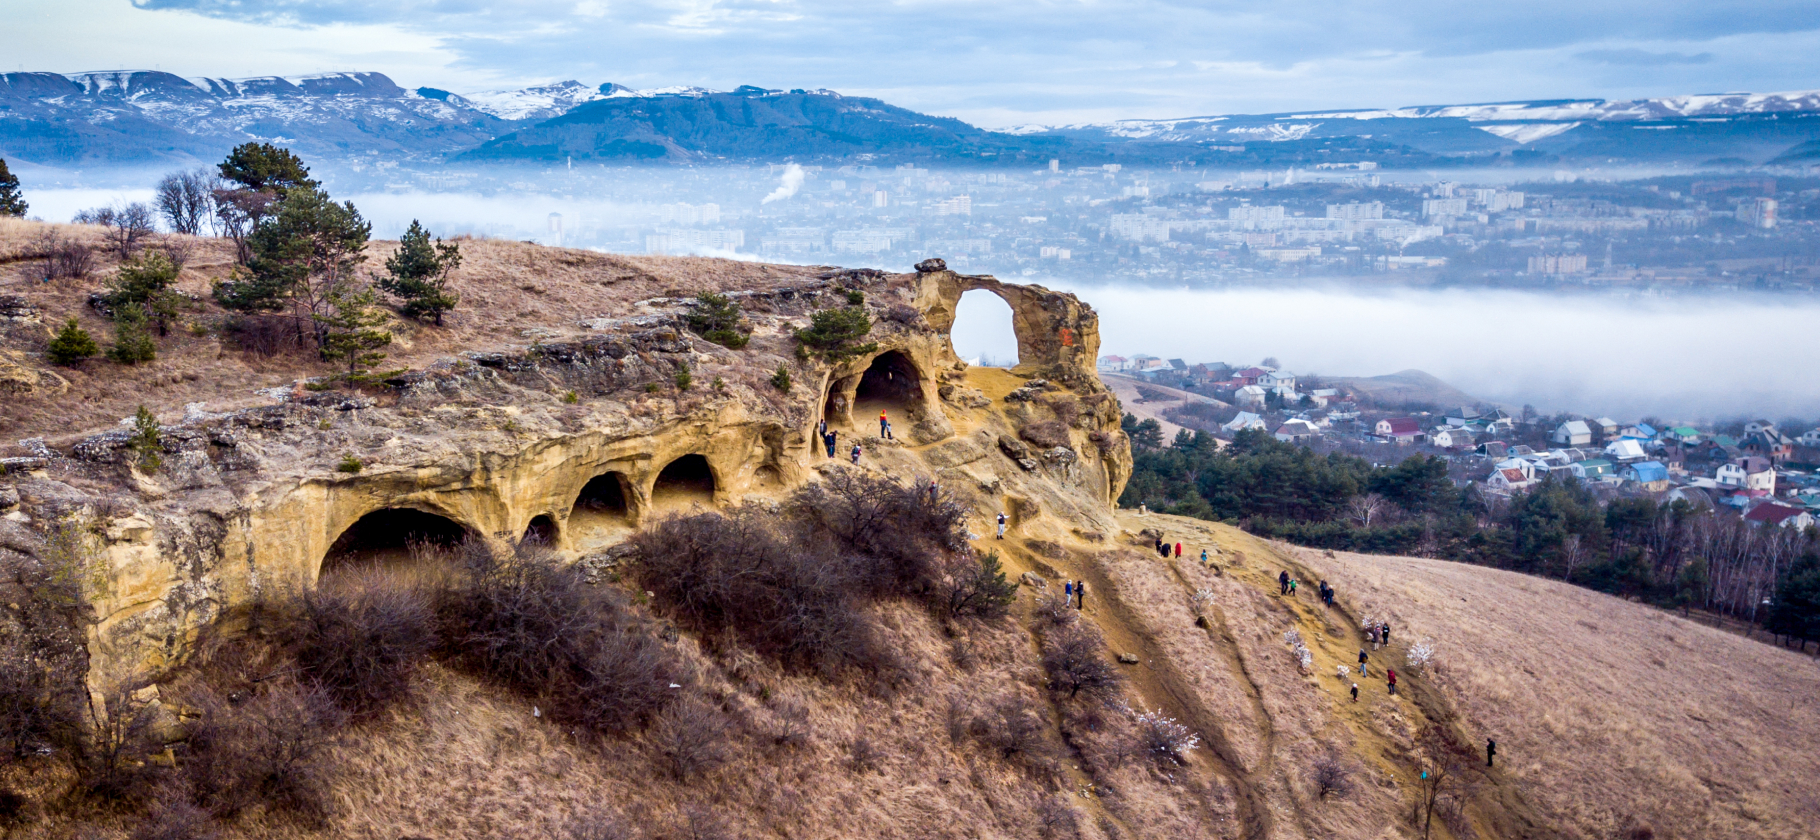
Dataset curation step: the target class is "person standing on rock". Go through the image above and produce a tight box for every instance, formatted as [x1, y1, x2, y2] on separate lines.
[997, 512, 1007, 539]
[824, 429, 838, 458]
[1279, 570, 1290, 595]
[1358, 648, 1369, 678]
[1064, 580, 1073, 602]
[879, 410, 892, 439]
[928, 479, 939, 503]
[850, 442, 862, 464]
[1486, 738, 1496, 767]
[1381, 622, 1391, 647]
[1076, 580, 1086, 610]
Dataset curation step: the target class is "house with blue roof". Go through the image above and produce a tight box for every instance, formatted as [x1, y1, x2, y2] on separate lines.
[1622, 460, 1671, 491]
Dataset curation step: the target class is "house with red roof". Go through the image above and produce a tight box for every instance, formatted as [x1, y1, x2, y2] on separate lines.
[1374, 417, 1424, 444]
[1745, 502, 1814, 530]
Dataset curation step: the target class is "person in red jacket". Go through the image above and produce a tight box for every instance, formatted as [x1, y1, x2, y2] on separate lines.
[1387, 668, 1398, 696]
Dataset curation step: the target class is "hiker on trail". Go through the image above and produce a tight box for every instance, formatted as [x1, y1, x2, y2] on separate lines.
[928, 479, 939, 503]
[1368, 625, 1379, 649]
[1350, 683, 1359, 703]
[1155, 537, 1165, 556]
[1358, 649, 1369, 678]
[1289, 578, 1298, 597]
[818, 418, 828, 438]
[879, 410, 892, 439]
[1076, 580, 1086, 610]
[1064, 580, 1074, 601]
[1381, 623, 1392, 646]
[997, 512, 1007, 539]
[823, 430, 838, 458]
[1279, 570, 1290, 595]
[1387, 668, 1397, 696]
[850, 442, 862, 464]
[1174, 542, 1183, 559]
[1200, 548, 1209, 566]
[1486, 739, 1497, 767]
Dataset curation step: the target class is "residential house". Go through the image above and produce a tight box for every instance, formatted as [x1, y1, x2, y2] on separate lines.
[1744, 502, 1815, 530]
[1273, 419, 1320, 443]
[1552, 420, 1593, 446]
[1604, 439, 1647, 462]
[1097, 355, 1128, 371]
[1591, 417, 1619, 439]
[1445, 406, 1481, 427]
[1621, 461, 1671, 491]
[1486, 467, 1534, 494]
[1744, 420, 1779, 435]
[1234, 384, 1268, 407]
[1430, 428, 1475, 450]
[1231, 367, 1270, 386]
[1480, 410, 1516, 435]
[1741, 429, 1796, 463]
[1257, 370, 1296, 391]
[1509, 445, 1536, 456]
[1375, 417, 1424, 444]
[1308, 388, 1339, 408]
[1476, 441, 1509, 459]
[1618, 423, 1657, 440]
[1664, 426, 1702, 445]
[1571, 459, 1614, 481]
[1222, 411, 1267, 433]
[1717, 457, 1776, 493]
[1800, 428, 1820, 447]
[1665, 486, 1714, 510]
[1167, 359, 1189, 373]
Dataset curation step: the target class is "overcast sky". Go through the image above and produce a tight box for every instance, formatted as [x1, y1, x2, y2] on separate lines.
[5, 0, 1819, 127]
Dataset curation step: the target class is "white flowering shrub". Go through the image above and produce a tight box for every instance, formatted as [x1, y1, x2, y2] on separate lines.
[1406, 639, 1437, 670]
[1336, 665, 1350, 679]
[1296, 645, 1313, 671]
[1190, 588, 1216, 616]
[1282, 628, 1303, 647]
[1132, 707, 1200, 766]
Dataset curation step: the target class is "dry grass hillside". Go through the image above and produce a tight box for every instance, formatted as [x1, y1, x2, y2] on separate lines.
[0, 216, 824, 441]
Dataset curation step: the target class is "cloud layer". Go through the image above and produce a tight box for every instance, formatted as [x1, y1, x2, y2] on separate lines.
[8, 0, 1818, 125]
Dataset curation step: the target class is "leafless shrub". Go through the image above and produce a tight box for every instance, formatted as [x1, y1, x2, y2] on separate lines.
[1019, 419, 1071, 449]
[69, 677, 166, 807]
[970, 694, 1052, 766]
[154, 169, 220, 236]
[770, 697, 810, 749]
[566, 807, 641, 840]
[1036, 793, 1081, 839]
[945, 694, 973, 744]
[631, 507, 896, 677]
[939, 551, 1018, 620]
[32, 228, 94, 281]
[1034, 593, 1079, 629]
[671, 803, 735, 840]
[440, 539, 684, 734]
[1043, 394, 1083, 427]
[649, 699, 731, 781]
[181, 680, 344, 822]
[788, 470, 971, 598]
[222, 314, 307, 356]
[1312, 755, 1352, 799]
[130, 796, 223, 840]
[280, 569, 436, 718]
[1041, 624, 1122, 704]
[75, 202, 157, 258]
[1087, 430, 1118, 453]
[847, 736, 883, 773]
[0, 550, 90, 764]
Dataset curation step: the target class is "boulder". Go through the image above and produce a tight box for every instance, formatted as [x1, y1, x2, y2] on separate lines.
[915, 258, 948, 273]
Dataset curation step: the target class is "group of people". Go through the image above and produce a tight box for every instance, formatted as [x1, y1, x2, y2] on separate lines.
[1366, 621, 1392, 650]
[1277, 570, 1340, 609]
[1060, 579, 1088, 610]
[817, 419, 866, 464]
[1151, 537, 1221, 568]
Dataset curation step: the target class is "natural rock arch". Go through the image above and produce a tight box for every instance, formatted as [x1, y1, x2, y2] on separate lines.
[322, 507, 473, 574]
[949, 288, 1020, 367]
[651, 454, 717, 510]
[912, 269, 1100, 381]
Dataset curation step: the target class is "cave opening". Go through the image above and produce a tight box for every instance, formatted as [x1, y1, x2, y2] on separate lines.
[522, 514, 558, 546]
[651, 454, 716, 509]
[322, 508, 471, 576]
[851, 351, 922, 435]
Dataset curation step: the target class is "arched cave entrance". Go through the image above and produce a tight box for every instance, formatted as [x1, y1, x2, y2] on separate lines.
[568, 471, 635, 547]
[522, 514, 558, 546]
[322, 507, 471, 576]
[651, 454, 716, 510]
[950, 289, 1020, 367]
[850, 351, 923, 433]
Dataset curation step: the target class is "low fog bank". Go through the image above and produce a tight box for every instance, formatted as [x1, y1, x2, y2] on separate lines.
[1002, 282, 1820, 422]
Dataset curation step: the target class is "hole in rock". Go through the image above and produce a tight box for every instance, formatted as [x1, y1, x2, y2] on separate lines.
[522, 514, 558, 546]
[323, 508, 471, 576]
[852, 351, 922, 434]
[651, 455, 716, 510]
[951, 289, 1019, 367]
[568, 471, 635, 547]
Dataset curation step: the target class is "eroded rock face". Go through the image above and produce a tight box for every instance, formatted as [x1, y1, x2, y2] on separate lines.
[1, 268, 1132, 681]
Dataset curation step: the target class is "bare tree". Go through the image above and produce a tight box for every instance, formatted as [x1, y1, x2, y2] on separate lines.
[1312, 755, 1353, 799]
[74, 203, 157, 258]
[155, 168, 220, 235]
[1346, 493, 1387, 528]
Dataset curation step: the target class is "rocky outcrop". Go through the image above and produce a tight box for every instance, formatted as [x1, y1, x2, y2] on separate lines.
[0, 265, 1131, 682]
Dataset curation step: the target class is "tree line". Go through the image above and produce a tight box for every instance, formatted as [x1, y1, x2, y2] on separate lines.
[1120, 423, 1820, 650]
[12, 145, 462, 380]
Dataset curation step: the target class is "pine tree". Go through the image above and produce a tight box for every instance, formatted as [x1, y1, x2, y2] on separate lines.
[107, 305, 157, 365]
[46, 318, 98, 365]
[0, 157, 25, 217]
[130, 405, 162, 473]
[377, 220, 461, 324]
[217, 142, 317, 195]
[107, 252, 183, 336]
[314, 282, 392, 379]
[217, 186, 370, 346]
[685, 292, 749, 348]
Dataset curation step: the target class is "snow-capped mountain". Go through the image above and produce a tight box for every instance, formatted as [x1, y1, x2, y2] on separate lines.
[460, 80, 609, 121]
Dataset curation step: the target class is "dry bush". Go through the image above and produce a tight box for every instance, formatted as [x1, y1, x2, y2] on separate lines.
[1041, 624, 1122, 704]
[788, 470, 971, 599]
[130, 796, 223, 840]
[32, 228, 94, 280]
[649, 699, 732, 781]
[631, 507, 895, 678]
[1130, 707, 1200, 768]
[1311, 755, 1352, 799]
[1036, 793, 1081, 839]
[1019, 419, 1071, 449]
[968, 694, 1053, 767]
[69, 678, 166, 807]
[847, 736, 883, 774]
[221, 314, 307, 356]
[0, 552, 89, 764]
[181, 680, 344, 822]
[880, 303, 924, 326]
[286, 569, 437, 719]
[440, 540, 684, 734]
[671, 803, 735, 840]
[1034, 593, 1079, 629]
[1043, 394, 1083, 427]
[939, 552, 1018, 620]
[565, 807, 641, 840]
